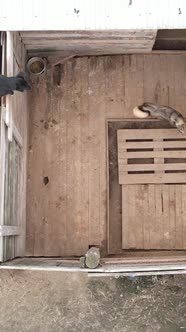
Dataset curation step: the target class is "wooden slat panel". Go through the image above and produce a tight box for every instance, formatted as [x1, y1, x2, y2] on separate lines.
[65, 58, 88, 255]
[148, 185, 155, 249]
[162, 185, 170, 249]
[78, 58, 90, 252]
[154, 185, 164, 249]
[175, 185, 183, 249]
[122, 186, 129, 249]
[26, 80, 47, 256]
[129, 186, 139, 248]
[72, 57, 89, 254]
[61, 60, 75, 254]
[120, 163, 186, 171]
[118, 128, 186, 184]
[0, 119, 7, 262]
[118, 128, 184, 139]
[3, 134, 22, 261]
[88, 57, 101, 247]
[107, 56, 134, 254]
[120, 151, 186, 159]
[24, 40, 153, 46]
[169, 186, 176, 249]
[142, 185, 150, 249]
[3, 137, 14, 261]
[118, 140, 186, 149]
[182, 186, 186, 249]
[119, 173, 186, 184]
[99, 57, 108, 253]
[134, 185, 145, 249]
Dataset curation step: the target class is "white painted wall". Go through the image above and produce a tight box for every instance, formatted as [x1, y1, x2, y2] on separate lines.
[0, 0, 185, 31]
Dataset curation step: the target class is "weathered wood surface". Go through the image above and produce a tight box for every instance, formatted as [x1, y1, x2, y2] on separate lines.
[121, 184, 186, 250]
[20, 30, 157, 56]
[27, 54, 186, 256]
[3, 135, 22, 261]
[118, 127, 186, 249]
[117, 126, 186, 250]
[0, 32, 28, 262]
[11, 33, 28, 259]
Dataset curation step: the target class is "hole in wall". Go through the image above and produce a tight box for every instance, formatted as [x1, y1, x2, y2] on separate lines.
[43, 176, 49, 185]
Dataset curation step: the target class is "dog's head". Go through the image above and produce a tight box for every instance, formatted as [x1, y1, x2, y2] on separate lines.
[175, 117, 185, 136]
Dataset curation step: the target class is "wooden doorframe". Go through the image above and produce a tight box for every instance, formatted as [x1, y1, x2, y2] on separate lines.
[0, 32, 25, 261]
[0, 107, 23, 261]
[0, 257, 185, 276]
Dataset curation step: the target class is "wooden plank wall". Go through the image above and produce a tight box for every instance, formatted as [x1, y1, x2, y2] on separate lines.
[26, 54, 186, 257]
[3, 32, 29, 259]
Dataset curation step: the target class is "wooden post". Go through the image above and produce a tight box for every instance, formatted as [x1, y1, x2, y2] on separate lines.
[6, 32, 13, 142]
[0, 109, 6, 261]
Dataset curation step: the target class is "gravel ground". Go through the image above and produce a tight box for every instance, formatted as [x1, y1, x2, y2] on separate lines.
[0, 271, 185, 332]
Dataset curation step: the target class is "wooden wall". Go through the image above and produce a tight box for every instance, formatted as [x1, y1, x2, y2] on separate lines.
[4, 32, 29, 259]
[26, 54, 186, 257]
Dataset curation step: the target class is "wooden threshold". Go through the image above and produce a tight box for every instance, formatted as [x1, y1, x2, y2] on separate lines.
[0, 257, 185, 277]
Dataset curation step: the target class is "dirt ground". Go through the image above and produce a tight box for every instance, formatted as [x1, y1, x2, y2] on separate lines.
[0, 271, 185, 332]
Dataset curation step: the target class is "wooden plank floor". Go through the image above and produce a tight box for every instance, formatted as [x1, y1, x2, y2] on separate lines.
[122, 184, 186, 250]
[26, 54, 186, 256]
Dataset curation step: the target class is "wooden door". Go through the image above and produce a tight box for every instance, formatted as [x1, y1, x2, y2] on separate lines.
[0, 32, 27, 262]
[117, 128, 186, 250]
[0, 107, 23, 261]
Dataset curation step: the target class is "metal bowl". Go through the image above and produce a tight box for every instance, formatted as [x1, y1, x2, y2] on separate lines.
[27, 57, 46, 75]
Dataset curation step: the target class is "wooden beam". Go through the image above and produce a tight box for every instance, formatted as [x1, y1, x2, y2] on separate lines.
[28, 49, 153, 57]
[20, 30, 157, 39]
[119, 150, 186, 159]
[0, 226, 20, 236]
[0, 258, 185, 275]
[119, 173, 186, 184]
[152, 50, 186, 54]
[6, 32, 13, 142]
[0, 113, 6, 261]
[28, 50, 186, 58]
[118, 140, 186, 149]
[118, 128, 184, 139]
[120, 163, 186, 172]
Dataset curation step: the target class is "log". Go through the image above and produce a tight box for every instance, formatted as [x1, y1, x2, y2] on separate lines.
[85, 247, 101, 269]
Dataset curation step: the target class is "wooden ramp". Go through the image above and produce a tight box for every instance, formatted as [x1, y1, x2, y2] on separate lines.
[118, 128, 186, 250]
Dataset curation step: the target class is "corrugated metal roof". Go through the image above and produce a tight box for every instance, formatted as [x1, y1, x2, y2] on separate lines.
[0, 0, 186, 31]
